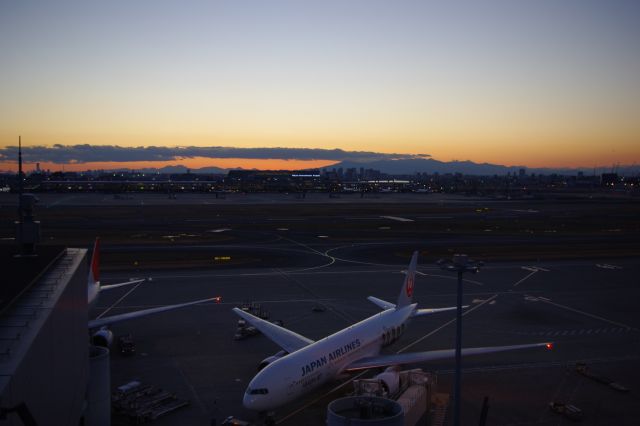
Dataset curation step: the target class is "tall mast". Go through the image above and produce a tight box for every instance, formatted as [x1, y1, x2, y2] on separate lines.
[18, 135, 23, 220]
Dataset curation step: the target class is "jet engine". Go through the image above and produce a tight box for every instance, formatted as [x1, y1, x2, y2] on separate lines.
[258, 350, 288, 371]
[92, 327, 114, 348]
[374, 366, 400, 395]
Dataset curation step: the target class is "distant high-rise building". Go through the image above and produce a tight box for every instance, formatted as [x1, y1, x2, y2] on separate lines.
[601, 173, 619, 186]
[36, 162, 41, 173]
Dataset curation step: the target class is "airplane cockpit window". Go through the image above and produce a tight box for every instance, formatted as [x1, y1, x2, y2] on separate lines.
[248, 388, 269, 395]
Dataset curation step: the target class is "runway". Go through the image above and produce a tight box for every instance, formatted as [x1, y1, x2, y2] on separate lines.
[94, 238, 640, 425]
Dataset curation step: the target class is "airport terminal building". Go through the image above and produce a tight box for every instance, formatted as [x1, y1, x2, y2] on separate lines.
[1, 247, 91, 425]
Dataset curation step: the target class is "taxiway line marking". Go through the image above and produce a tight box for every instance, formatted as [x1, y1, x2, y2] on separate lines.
[93, 298, 339, 310]
[416, 216, 454, 219]
[324, 246, 400, 267]
[536, 298, 636, 330]
[435, 354, 640, 375]
[513, 270, 538, 287]
[273, 268, 354, 324]
[380, 215, 414, 222]
[278, 235, 327, 257]
[175, 360, 209, 417]
[46, 195, 77, 208]
[424, 273, 484, 286]
[398, 294, 499, 354]
[273, 235, 339, 272]
[95, 281, 144, 319]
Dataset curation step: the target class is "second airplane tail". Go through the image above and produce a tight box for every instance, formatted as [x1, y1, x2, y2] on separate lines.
[89, 237, 100, 287]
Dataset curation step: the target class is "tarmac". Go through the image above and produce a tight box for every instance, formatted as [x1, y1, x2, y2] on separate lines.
[1, 192, 638, 424]
[96, 245, 640, 425]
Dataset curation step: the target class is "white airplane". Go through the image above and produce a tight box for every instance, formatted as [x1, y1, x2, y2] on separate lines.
[234, 251, 552, 411]
[87, 237, 221, 346]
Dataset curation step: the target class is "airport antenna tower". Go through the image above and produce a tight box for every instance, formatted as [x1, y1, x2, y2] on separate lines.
[15, 136, 41, 256]
[437, 254, 483, 426]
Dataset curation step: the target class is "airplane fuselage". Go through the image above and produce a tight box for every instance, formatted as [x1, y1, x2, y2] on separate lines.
[243, 304, 416, 411]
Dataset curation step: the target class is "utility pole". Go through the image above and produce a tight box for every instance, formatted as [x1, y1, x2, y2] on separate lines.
[437, 254, 483, 426]
[15, 136, 40, 256]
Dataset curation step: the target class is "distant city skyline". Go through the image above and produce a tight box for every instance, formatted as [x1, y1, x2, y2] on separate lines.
[1, 1, 639, 169]
[2, 144, 638, 176]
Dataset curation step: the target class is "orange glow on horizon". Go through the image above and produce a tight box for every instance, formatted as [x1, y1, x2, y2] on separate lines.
[0, 157, 339, 173]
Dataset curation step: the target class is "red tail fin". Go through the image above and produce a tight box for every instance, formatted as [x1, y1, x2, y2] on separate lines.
[91, 237, 100, 283]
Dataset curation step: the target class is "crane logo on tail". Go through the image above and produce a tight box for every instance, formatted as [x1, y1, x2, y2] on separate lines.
[406, 275, 414, 298]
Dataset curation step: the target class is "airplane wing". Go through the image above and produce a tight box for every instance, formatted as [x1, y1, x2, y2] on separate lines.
[89, 296, 219, 329]
[367, 296, 396, 310]
[344, 342, 552, 371]
[412, 306, 466, 317]
[232, 307, 314, 353]
[368, 296, 464, 317]
[99, 278, 146, 291]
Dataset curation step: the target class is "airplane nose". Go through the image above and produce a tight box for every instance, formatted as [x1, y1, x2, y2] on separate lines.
[243, 390, 273, 411]
[243, 392, 262, 410]
[242, 392, 254, 409]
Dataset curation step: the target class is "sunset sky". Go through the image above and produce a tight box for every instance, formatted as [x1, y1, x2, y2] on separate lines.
[1, 0, 639, 170]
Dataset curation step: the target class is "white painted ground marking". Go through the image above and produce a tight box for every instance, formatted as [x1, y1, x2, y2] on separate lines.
[398, 294, 499, 353]
[95, 281, 144, 319]
[380, 215, 414, 222]
[537, 299, 636, 330]
[175, 360, 209, 416]
[596, 263, 622, 270]
[521, 266, 550, 272]
[426, 273, 484, 286]
[513, 269, 539, 287]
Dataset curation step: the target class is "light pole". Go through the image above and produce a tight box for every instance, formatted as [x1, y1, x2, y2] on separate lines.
[437, 254, 483, 426]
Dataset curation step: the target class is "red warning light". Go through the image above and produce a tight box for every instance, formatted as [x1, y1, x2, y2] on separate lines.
[546, 343, 554, 350]
[214, 296, 222, 303]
